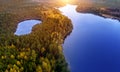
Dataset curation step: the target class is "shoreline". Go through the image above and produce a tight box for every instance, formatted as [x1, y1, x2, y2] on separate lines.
[0, 2, 73, 72]
[76, 3, 120, 21]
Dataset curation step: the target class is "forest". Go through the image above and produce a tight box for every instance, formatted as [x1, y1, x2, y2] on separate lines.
[0, 1, 73, 72]
[76, 1, 120, 20]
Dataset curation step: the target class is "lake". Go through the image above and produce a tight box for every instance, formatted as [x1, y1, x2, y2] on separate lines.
[59, 4, 120, 72]
[14, 20, 41, 35]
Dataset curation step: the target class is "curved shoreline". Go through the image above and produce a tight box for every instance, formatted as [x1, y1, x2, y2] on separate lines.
[76, 3, 120, 21]
[0, 3, 73, 72]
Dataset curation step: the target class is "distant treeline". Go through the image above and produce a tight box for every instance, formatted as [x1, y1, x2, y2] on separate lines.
[75, 0, 120, 8]
[76, 1, 120, 20]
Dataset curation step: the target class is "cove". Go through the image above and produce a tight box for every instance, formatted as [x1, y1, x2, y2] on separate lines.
[14, 20, 41, 36]
[59, 4, 120, 72]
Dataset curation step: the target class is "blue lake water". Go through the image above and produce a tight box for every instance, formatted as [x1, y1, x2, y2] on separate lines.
[59, 4, 120, 72]
[14, 20, 41, 35]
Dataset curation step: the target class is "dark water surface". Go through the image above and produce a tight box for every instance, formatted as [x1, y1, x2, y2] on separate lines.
[15, 20, 41, 35]
[59, 4, 120, 72]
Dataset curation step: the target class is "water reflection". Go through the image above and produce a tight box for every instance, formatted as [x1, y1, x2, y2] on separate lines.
[15, 20, 41, 36]
[59, 4, 120, 72]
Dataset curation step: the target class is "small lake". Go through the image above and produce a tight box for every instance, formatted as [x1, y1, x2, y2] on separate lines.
[59, 4, 120, 72]
[15, 20, 41, 35]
